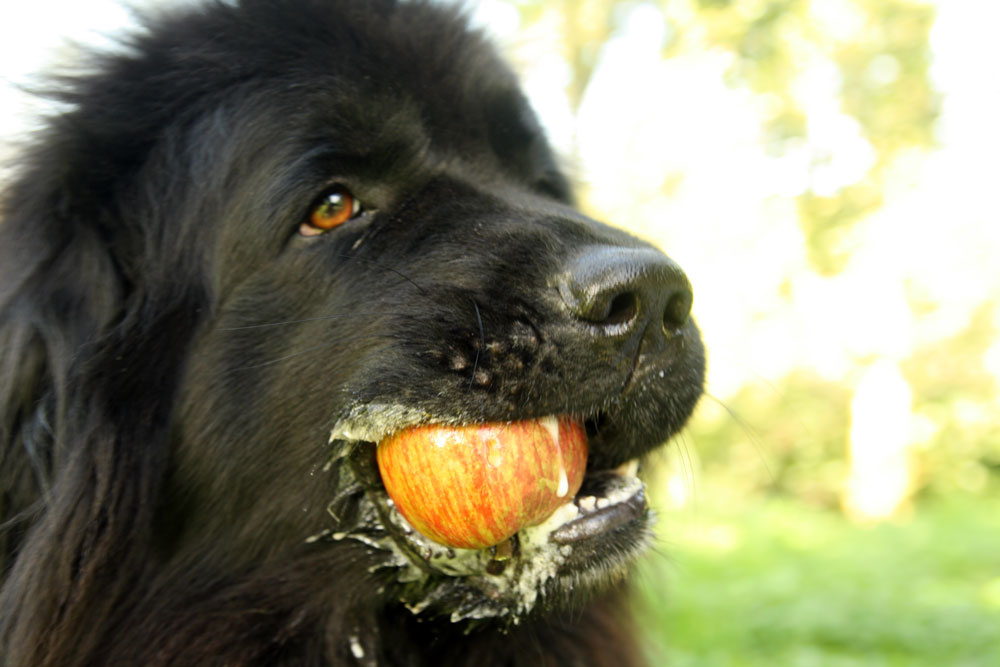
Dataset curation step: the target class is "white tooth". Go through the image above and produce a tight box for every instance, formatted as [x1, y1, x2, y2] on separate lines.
[578, 496, 597, 511]
[615, 458, 639, 478]
[539, 415, 560, 447]
[596, 498, 610, 509]
[556, 466, 569, 497]
[541, 416, 570, 497]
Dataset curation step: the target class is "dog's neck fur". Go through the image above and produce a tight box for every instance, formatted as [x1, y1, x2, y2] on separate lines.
[96, 543, 643, 666]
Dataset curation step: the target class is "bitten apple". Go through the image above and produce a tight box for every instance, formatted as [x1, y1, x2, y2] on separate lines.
[376, 416, 587, 550]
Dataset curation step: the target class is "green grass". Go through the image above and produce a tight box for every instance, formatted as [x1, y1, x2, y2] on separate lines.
[633, 496, 1000, 666]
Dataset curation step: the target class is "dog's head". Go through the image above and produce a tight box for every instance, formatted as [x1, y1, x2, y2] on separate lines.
[0, 0, 704, 642]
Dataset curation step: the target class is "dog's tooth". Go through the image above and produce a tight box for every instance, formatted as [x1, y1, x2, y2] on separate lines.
[539, 416, 560, 447]
[577, 496, 597, 512]
[540, 416, 572, 498]
[556, 466, 569, 497]
[595, 498, 610, 509]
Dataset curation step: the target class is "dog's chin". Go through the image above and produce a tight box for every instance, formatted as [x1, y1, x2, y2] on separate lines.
[313, 408, 653, 626]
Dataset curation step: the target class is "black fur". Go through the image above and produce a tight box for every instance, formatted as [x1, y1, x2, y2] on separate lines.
[0, 1, 705, 665]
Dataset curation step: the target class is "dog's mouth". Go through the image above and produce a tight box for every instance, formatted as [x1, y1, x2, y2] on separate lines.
[313, 407, 652, 624]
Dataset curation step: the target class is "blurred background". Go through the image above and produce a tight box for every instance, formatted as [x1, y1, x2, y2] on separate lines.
[3, 0, 998, 664]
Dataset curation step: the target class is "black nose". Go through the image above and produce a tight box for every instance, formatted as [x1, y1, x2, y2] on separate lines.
[559, 245, 693, 342]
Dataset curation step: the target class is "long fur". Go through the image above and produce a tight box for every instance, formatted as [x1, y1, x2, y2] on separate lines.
[1, 1, 704, 665]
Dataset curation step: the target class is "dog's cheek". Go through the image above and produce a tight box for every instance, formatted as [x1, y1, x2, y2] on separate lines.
[166, 337, 349, 557]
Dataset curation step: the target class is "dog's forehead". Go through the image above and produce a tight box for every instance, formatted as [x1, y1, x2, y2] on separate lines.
[255, 57, 536, 173]
[189, 1, 521, 120]
[40, 1, 529, 198]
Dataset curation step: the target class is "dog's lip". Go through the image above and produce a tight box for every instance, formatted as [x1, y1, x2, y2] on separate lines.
[328, 408, 649, 551]
[324, 410, 652, 622]
[551, 459, 646, 545]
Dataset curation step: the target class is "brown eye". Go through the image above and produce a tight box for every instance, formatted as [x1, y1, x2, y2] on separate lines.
[300, 185, 361, 236]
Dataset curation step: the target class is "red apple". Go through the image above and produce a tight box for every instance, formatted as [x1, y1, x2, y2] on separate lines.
[376, 416, 587, 550]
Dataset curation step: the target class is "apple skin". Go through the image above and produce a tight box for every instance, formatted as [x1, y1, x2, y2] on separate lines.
[376, 417, 587, 550]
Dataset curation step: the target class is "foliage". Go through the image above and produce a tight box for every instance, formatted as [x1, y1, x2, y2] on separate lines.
[903, 305, 1000, 498]
[634, 496, 1000, 665]
[680, 0, 938, 275]
[511, 0, 937, 274]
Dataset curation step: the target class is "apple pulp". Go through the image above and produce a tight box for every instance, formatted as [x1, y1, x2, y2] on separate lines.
[375, 416, 587, 550]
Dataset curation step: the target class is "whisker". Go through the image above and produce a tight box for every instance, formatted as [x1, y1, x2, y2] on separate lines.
[468, 299, 485, 392]
[671, 430, 700, 511]
[220, 315, 356, 331]
[334, 253, 427, 296]
[703, 390, 775, 483]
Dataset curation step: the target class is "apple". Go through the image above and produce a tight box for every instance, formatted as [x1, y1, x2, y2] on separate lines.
[376, 416, 587, 550]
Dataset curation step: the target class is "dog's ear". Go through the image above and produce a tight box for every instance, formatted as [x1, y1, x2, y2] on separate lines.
[0, 143, 203, 662]
[0, 169, 124, 529]
[0, 156, 127, 653]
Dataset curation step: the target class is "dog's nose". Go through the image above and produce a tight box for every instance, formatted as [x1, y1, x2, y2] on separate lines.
[559, 246, 693, 341]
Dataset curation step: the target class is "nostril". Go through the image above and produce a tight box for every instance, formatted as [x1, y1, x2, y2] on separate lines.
[602, 292, 638, 327]
[663, 290, 693, 331]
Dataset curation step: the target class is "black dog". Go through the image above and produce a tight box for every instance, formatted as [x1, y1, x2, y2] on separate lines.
[0, 1, 704, 664]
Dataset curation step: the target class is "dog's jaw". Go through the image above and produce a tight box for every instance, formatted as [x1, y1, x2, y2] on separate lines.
[312, 410, 654, 625]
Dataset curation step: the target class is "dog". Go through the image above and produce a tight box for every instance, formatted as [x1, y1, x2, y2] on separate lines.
[0, 1, 705, 664]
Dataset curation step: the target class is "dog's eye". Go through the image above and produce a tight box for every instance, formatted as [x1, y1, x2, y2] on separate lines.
[300, 185, 362, 236]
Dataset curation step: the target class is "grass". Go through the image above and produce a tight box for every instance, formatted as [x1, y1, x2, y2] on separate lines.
[633, 494, 1000, 666]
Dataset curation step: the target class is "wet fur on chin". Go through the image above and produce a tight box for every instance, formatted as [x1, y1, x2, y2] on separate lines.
[0, 1, 703, 665]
